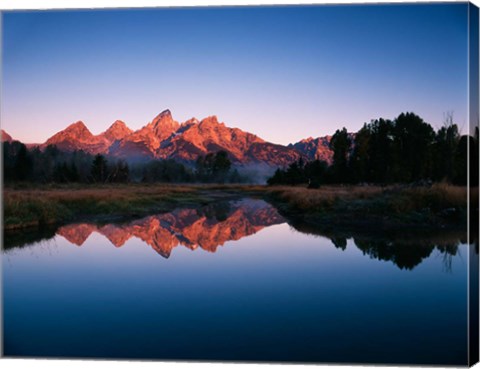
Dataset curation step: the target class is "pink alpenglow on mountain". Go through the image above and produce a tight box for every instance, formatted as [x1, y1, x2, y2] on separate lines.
[102, 120, 133, 142]
[43, 120, 134, 154]
[157, 115, 301, 165]
[289, 136, 334, 164]
[39, 109, 304, 166]
[1, 129, 13, 142]
[29, 109, 347, 168]
[109, 109, 180, 159]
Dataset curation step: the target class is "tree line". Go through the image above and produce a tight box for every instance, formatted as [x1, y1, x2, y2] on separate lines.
[2, 143, 245, 184]
[268, 112, 479, 187]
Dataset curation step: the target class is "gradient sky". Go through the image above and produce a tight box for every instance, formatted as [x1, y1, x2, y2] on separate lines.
[1, 4, 469, 145]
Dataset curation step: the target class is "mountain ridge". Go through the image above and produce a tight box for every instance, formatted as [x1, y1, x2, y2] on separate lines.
[1, 129, 13, 142]
[9, 110, 336, 167]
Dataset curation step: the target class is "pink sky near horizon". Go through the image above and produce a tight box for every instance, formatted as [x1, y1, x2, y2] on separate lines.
[1, 5, 469, 145]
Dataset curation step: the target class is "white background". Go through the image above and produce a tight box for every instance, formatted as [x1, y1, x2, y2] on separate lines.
[0, 0, 478, 369]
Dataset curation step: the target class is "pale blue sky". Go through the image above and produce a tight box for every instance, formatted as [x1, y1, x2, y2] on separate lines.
[2, 4, 469, 145]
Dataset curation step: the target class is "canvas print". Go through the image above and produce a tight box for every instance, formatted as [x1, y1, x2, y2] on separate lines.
[1, 2, 479, 366]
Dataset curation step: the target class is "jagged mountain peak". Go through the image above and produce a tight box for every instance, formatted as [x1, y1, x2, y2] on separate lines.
[103, 120, 133, 141]
[49, 120, 93, 141]
[199, 115, 221, 126]
[154, 109, 172, 120]
[43, 120, 109, 153]
[66, 120, 89, 131]
[183, 117, 199, 125]
[109, 120, 128, 128]
[298, 136, 314, 143]
[149, 109, 179, 133]
[1, 129, 13, 142]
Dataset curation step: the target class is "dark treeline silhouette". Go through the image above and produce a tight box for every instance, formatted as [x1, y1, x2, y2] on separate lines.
[2, 143, 246, 184]
[268, 112, 479, 187]
[138, 151, 244, 183]
[3, 143, 131, 184]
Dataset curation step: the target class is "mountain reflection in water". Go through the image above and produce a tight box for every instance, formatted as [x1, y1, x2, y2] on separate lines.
[56, 199, 285, 258]
[2, 198, 474, 364]
[4, 198, 472, 270]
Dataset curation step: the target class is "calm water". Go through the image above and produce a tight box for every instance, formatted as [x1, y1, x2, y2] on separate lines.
[2, 199, 471, 365]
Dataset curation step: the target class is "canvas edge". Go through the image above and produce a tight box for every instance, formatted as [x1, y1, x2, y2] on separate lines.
[468, 1, 480, 367]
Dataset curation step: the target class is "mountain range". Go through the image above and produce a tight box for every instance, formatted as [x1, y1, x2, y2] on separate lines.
[1, 109, 336, 167]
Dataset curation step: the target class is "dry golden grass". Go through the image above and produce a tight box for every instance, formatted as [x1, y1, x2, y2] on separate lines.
[262, 185, 384, 210]
[260, 183, 472, 230]
[386, 183, 468, 213]
[2, 184, 208, 229]
[3, 182, 473, 230]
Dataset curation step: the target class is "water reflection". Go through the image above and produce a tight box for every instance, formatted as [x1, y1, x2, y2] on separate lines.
[2, 198, 473, 364]
[286, 219, 470, 270]
[57, 199, 285, 258]
[3, 198, 472, 270]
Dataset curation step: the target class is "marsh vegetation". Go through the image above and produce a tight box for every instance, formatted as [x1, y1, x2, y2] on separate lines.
[3, 182, 474, 233]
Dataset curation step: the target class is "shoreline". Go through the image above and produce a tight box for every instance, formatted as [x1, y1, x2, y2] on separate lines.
[2, 183, 475, 233]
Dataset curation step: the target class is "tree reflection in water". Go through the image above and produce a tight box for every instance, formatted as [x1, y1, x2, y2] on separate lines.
[3, 198, 473, 271]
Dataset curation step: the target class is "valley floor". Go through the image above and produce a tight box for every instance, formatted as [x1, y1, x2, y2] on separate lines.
[2, 183, 476, 233]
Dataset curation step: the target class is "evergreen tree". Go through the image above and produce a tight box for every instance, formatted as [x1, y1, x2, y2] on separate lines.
[432, 121, 460, 182]
[195, 151, 233, 183]
[267, 168, 286, 186]
[14, 143, 33, 181]
[367, 118, 395, 183]
[90, 154, 108, 183]
[305, 160, 328, 188]
[110, 160, 130, 183]
[329, 128, 352, 183]
[213, 151, 231, 182]
[349, 124, 371, 183]
[392, 112, 435, 182]
[471, 127, 479, 186]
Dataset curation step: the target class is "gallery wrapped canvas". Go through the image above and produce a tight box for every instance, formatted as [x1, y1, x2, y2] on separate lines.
[1, 1, 479, 367]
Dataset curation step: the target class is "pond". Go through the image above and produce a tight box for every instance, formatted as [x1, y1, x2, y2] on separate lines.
[2, 198, 472, 365]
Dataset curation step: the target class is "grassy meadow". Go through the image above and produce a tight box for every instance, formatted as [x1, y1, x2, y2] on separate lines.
[2, 182, 475, 232]
[3, 184, 220, 230]
[265, 183, 475, 230]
